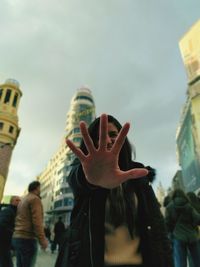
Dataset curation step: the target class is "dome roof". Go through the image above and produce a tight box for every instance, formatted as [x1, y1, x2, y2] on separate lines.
[5, 79, 20, 87]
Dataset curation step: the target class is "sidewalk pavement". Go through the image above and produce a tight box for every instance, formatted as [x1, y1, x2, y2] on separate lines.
[35, 249, 58, 267]
[13, 248, 58, 267]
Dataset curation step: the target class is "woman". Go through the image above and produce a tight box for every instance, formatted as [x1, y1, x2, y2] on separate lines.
[55, 114, 173, 267]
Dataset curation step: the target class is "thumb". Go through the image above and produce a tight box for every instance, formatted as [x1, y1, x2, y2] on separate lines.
[120, 168, 149, 183]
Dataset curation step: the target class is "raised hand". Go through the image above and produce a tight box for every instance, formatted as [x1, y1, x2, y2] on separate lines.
[66, 114, 148, 189]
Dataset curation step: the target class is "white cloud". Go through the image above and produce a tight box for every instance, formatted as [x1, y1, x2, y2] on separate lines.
[1, 0, 200, 195]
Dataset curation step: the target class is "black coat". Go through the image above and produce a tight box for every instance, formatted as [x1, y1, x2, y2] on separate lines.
[55, 160, 173, 267]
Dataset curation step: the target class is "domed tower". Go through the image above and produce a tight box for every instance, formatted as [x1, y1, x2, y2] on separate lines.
[65, 86, 96, 142]
[0, 79, 22, 202]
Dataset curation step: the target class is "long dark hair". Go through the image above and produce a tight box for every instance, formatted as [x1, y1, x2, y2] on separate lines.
[80, 115, 137, 237]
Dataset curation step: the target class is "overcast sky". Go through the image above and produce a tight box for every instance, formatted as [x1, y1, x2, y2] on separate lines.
[1, 0, 200, 196]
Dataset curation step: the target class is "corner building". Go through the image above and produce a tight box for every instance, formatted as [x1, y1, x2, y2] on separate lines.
[38, 87, 96, 225]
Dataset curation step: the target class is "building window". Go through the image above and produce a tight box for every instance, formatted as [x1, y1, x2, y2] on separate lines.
[9, 126, 14, 134]
[75, 95, 94, 104]
[54, 200, 63, 209]
[64, 197, 73, 207]
[12, 93, 18, 107]
[73, 137, 82, 143]
[0, 122, 4, 131]
[4, 89, 12, 104]
[0, 88, 3, 101]
[73, 127, 80, 134]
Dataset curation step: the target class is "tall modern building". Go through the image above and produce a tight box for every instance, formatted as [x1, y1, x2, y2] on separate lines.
[176, 20, 200, 193]
[0, 79, 22, 202]
[38, 87, 96, 224]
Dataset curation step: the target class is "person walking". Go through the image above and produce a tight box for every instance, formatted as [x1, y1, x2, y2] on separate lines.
[187, 191, 200, 267]
[165, 188, 200, 267]
[13, 181, 48, 267]
[51, 217, 65, 253]
[55, 114, 173, 267]
[0, 195, 21, 267]
[44, 223, 51, 243]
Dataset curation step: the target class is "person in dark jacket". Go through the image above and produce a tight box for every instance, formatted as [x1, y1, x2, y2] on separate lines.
[51, 217, 65, 253]
[44, 223, 51, 243]
[186, 191, 200, 267]
[165, 189, 200, 267]
[0, 195, 21, 267]
[55, 114, 173, 267]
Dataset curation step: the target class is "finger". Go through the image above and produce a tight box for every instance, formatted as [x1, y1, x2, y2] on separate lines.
[80, 121, 96, 153]
[111, 122, 130, 154]
[98, 114, 108, 150]
[66, 139, 86, 161]
[119, 168, 149, 183]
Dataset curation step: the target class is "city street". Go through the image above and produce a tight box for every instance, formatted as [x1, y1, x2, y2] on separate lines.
[13, 249, 58, 267]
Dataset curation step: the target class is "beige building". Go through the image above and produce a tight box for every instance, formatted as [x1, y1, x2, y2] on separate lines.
[0, 79, 22, 202]
[156, 181, 166, 205]
[179, 20, 200, 84]
[37, 142, 67, 222]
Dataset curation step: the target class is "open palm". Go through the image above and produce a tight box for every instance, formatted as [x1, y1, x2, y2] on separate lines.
[66, 114, 148, 189]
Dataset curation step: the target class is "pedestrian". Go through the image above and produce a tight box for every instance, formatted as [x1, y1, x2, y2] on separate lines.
[186, 191, 200, 267]
[55, 114, 173, 267]
[44, 223, 51, 243]
[165, 188, 200, 267]
[51, 217, 65, 253]
[13, 181, 48, 267]
[0, 195, 21, 267]
[162, 194, 174, 245]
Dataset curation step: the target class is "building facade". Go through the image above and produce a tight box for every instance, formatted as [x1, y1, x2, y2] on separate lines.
[38, 87, 96, 225]
[176, 20, 200, 193]
[0, 79, 22, 202]
[156, 182, 165, 204]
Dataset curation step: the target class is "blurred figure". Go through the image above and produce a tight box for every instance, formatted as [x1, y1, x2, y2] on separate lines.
[13, 181, 48, 267]
[163, 194, 173, 247]
[163, 194, 172, 208]
[0, 195, 21, 267]
[51, 216, 65, 253]
[187, 192, 200, 267]
[44, 223, 51, 243]
[163, 194, 172, 215]
[187, 192, 200, 213]
[165, 189, 200, 267]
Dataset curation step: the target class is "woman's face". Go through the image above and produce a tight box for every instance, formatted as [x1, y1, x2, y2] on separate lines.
[97, 122, 119, 150]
